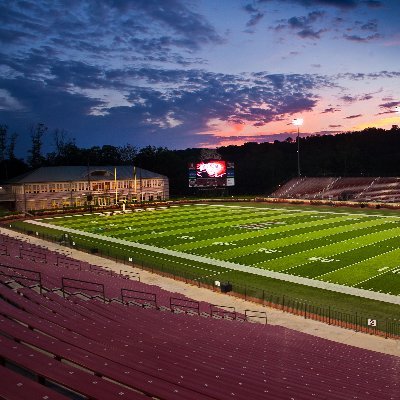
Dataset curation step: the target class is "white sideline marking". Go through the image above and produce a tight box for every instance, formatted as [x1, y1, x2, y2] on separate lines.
[26, 219, 400, 305]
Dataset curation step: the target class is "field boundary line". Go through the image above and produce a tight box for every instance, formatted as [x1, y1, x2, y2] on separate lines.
[27, 219, 400, 305]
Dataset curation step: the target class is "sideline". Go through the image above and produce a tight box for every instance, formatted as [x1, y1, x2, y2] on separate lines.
[27, 219, 400, 305]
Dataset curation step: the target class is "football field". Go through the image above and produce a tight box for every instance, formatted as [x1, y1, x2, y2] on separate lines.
[40, 203, 400, 297]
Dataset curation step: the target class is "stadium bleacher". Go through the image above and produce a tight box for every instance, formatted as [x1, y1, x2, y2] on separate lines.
[0, 233, 399, 399]
[270, 177, 400, 202]
[0, 235, 216, 312]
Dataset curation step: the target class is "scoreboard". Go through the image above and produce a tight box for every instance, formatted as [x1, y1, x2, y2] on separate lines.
[188, 160, 235, 187]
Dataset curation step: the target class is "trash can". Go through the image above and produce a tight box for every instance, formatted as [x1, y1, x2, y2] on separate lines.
[220, 282, 232, 293]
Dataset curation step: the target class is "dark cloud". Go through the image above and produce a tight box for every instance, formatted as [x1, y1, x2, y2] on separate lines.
[359, 94, 373, 101]
[275, 11, 326, 39]
[0, 28, 35, 43]
[243, 3, 265, 29]
[128, 0, 223, 48]
[0, 66, 327, 154]
[363, 1, 383, 8]
[360, 20, 378, 31]
[343, 33, 381, 42]
[341, 95, 357, 103]
[321, 107, 340, 113]
[376, 110, 394, 115]
[329, 124, 342, 127]
[288, 11, 325, 29]
[258, 0, 358, 8]
[298, 28, 326, 39]
[1, 0, 223, 68]
[244, 4, 257, 13]
[344, 114, 362, 119]
[336, 71, 400, 80]
[339, 93, 375, 103]
[246, 12, 265, 27]
[379, 100, 400, 110]
[296, 0, 357, 7]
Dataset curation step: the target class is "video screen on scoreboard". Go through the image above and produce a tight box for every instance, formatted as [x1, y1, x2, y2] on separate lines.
[188, 160, 234, 187]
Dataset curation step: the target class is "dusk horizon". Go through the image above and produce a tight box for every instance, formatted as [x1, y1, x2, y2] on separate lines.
[1, 0, 400, 157]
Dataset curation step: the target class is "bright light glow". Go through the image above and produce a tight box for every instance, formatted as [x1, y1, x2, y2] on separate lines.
[292, 118, 304, 126]
[197, 161, 226, 178]
[395, 106, 400, 114]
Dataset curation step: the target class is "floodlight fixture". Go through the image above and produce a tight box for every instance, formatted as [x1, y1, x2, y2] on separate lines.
[292, 118, 304, 126]
[292, 117, 304, 177]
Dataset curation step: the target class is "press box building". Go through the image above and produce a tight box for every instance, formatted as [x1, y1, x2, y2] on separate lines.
[0, 165, 169, 212]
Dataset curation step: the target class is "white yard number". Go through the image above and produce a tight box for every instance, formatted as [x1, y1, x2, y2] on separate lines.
[367, 319, 377, 327]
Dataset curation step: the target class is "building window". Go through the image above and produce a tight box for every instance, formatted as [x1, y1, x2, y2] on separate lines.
[93, 182, 105, 191]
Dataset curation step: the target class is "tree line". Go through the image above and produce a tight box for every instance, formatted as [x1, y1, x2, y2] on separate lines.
[1, 123, 399, 196]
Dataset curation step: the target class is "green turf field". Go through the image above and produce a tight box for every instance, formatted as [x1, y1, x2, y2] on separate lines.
[39, 203, 400, 296]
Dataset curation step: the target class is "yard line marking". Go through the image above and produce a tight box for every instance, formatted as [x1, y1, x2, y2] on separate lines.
[254, 221, 400, 270]
[314, 247, 400, 280]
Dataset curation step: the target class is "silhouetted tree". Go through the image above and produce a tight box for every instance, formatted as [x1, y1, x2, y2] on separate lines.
[7, 132, 17, 160]
[28, 123, 47, 169]
[118, 144, 137, 165]
[2, 122, 400, 194]
[0, 124, 7, 162]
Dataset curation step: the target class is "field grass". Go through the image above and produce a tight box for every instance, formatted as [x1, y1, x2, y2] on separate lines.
[11, 202, 400, 320]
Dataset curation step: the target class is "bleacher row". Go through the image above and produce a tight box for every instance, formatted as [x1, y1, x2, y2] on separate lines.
[0, 234, 223, 314]
[271, 177, 400, 202]
[0, 233, 399, 399]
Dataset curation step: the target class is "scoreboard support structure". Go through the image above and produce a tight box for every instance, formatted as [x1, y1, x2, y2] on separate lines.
[192, 187, 231, 198]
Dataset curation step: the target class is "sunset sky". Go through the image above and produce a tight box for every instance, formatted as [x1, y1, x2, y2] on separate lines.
[1, 0, 400, 156]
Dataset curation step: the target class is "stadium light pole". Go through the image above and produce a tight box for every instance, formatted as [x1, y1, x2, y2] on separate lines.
[292, 118, 304, 177]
